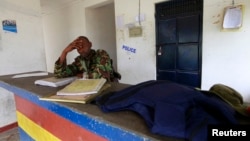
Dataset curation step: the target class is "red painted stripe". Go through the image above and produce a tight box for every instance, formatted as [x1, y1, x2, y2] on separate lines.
[0, 122, 18, 133]
[14, 95, 107, 141]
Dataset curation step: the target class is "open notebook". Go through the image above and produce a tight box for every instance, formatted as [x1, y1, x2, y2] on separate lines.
[56, 78, 107, 96]
[39, 83, 111, 104]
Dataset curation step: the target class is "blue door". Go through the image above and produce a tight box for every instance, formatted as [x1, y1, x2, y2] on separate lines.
[155, 0, 203, 88]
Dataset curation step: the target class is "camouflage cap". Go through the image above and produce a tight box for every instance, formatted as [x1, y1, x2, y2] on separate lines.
[209, 84, 250, 117]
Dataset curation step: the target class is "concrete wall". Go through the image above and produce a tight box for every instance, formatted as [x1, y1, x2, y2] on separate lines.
[202, 0, 250, 101]
[0, 0, 46, 127]
[42, 0, 85, 72]
[114, 0, 165, 84]
[85, 3, 117, 69]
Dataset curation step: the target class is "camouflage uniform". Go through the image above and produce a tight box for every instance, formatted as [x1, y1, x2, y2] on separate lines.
[54, 49, 116, 82]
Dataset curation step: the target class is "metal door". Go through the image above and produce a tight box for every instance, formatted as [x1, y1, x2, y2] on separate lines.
[155, 0, 203, 88]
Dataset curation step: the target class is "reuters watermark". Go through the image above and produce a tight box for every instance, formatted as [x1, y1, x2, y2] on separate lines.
[208, 125, 250, 140]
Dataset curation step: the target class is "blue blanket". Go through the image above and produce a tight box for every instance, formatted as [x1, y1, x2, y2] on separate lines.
[96, 80, 238, 141]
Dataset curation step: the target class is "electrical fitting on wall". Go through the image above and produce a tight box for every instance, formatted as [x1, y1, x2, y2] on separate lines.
[116, 0, 145, 37]
[128, 0, 144, 37]
[129, 26, 143, 37]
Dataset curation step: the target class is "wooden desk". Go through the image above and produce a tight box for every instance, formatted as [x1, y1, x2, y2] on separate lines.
[0, 72, 181, 141]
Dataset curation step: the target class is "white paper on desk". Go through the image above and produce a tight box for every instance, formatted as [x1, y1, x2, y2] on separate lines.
[223, 6, 242, 29]
[12, 72, 48, 78]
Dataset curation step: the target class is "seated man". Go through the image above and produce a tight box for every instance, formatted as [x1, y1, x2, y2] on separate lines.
[54, 36, 121, 82]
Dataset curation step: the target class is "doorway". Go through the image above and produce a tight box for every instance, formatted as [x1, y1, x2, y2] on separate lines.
[85, 2, 117, 69]
[155, 0, 203, 88]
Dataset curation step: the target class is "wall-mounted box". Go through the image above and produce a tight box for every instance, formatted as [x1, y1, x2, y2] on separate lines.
[129, 26, 142, 37]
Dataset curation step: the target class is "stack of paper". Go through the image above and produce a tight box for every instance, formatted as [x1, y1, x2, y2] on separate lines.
[34, 76, 77, 87]
[39, 83, 110, 104]
[39, 78, 109, 104]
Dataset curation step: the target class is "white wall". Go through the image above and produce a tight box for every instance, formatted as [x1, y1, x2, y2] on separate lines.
[114, 0, 165, 84]
[202, 0, 250, 102]
[85, 3, 117, 69]
[43, 0, 250, 103]
[0, 0, 46, 75]
[42, 0, 85, 72]
[0, 0, 46, 127]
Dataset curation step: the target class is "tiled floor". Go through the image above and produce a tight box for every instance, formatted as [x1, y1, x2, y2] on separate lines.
[0, 127, 20, 141]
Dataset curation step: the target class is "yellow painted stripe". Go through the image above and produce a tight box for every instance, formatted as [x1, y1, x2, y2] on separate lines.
[17, 111, 61, 141]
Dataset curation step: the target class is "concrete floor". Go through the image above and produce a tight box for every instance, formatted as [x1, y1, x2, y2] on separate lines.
[0, 127, 20, 141]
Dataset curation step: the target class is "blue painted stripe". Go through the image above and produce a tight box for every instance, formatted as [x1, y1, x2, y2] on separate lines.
[18, 127, 35, 141]
[0, 82, 152, 141]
